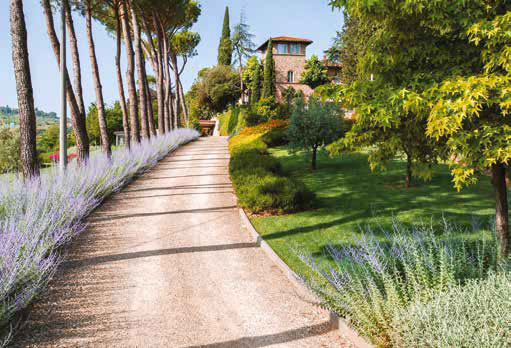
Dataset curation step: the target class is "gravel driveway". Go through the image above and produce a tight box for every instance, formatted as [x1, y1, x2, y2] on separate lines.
[12, 136, 353, 348]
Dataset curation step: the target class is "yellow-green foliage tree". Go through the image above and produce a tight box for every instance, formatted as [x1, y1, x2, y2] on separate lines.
[330, 0, 511, 257]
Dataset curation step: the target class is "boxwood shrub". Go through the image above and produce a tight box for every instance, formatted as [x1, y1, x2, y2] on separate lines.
[229, 133, 313, 214]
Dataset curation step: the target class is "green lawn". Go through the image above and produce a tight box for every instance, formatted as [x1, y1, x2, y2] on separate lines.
[250, 147, 498, 275]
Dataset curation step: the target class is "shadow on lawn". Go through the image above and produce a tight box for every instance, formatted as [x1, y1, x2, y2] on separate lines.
[294, 151, 491, 213]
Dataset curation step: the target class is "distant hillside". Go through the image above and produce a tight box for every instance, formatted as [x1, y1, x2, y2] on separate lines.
[0, 105, 59, 128]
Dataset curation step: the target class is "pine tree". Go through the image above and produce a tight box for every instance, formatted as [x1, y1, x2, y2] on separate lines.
[251, 63, 262, 103]
[262, 39, 276, 98]
[217, 6, 232, 65]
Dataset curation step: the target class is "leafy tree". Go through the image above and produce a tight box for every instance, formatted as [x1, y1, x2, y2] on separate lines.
[86, 102, 124, 145]
[300, 55, 330, 89]
[242, 56, 263, 103]
[232, 10, 255, 99]
[251, 63, 263, 103]
[325, 13, 365, 85]
[37, 124, 75, 155]
[194, 65, 241, 114]
[262, 39, 276, 98]
[0, 129, 20, 174]
[330, 0, 511, 257]
[288, 97, 344, 170]
[217, 6, 232, 65]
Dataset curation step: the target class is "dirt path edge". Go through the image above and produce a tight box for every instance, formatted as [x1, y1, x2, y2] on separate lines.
[238, 208, 375, 348]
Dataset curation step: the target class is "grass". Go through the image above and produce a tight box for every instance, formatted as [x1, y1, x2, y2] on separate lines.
[250, 147, 497, 276]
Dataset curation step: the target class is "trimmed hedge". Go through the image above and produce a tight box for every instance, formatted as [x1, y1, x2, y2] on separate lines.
[229, 132, 313, 214]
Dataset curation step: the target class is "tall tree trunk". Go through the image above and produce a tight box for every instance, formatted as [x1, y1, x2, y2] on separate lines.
[170, 52, 181, 128]
[153, 14, 165, 134]
[130, 4, 149, 139]
[311, 146, 317, 170]
[178, 79, 189, 126]
[141, 56, 153, 138]
[114, 4, 130, 149]
[163, 40, 172, 132]
[492, 163, 510, 258]
[171, 88, 177, 129]
[145, 76, 156, 136]
[406, 152, 412, 188]
[85, 0, 111, 157]
[64, 1, 85, 118]
[41, 0, 89, 162]
[10, 0, 39, 179]
[121, 0, 140, 144]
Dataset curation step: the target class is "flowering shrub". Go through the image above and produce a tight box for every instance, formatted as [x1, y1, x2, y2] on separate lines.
[49, 151, 78, 162]
[0, 129, 199, 341]
[239, 120, 288, 136]
[298, 219, 501, 347]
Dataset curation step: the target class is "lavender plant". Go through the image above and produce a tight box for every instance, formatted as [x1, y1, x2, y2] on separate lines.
[0, 129, 199, 341]
[298, 218, 500, 347]
[391, 271, 511, 348]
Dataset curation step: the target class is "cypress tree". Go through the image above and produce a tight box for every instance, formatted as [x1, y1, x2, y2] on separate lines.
[251, 63, 262, 103]
[217, 6, 232, 65]
[262, 39, 276, 98]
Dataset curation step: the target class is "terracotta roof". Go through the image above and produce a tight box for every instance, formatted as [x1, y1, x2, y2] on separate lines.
[257, 37, 313, 52]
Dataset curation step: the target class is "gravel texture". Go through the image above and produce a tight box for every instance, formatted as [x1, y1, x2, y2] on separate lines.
[11, 137, 353, 348]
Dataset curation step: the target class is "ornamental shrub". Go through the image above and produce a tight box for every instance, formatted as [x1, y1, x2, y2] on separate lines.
[261, 128, 289, 148]
[298, 219, 501, 347]
[229, 133, 313, 214]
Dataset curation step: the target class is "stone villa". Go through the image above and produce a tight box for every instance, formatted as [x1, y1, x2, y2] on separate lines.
[256, 36, 340, 101]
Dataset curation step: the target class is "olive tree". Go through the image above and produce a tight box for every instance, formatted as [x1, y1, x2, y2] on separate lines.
[288, 97, 344, 170]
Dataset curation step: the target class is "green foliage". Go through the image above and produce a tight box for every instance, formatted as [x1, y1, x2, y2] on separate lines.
[288, 97, 344, 169]
[253, 96, 278, 122]
[330, 0, 511, 255]
[299, 55, 330, 89]
[217, 6, 232, 66]
[218, 106, 250, 136]
[262, 39, 276, 98]
[0, 129, 20, 174]
[261, 127, 289, 148]
[229, 134, 313, 214]
[171, 31, 201, 60]
[36, 124, 75, 154]
[85, 102, 124, 145]
[193, 65, 241, 114]
[231, 10, 255, 68]
[243, 56, 263, 103]
[391, 272, 511, 348]
[324, 14, 365, 85]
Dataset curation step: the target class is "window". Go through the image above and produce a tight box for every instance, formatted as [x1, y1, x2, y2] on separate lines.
[290, 43, 301, 54]
[287, 71, 294, 83]
[277, 43, 289, 54]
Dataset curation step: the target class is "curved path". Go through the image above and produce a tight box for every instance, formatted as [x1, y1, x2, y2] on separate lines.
[13, 137, 352, 348]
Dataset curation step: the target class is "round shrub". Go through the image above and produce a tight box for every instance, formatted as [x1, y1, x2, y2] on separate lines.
[261, 128, 289, 148]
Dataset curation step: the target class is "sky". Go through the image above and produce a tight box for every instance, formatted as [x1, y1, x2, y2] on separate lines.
[0, 1, 343, 114]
